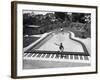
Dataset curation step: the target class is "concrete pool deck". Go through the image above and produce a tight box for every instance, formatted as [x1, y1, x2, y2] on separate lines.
[37, 32, 84, 52]
[23, 59, 90, 69]
[23, 31, 91, 69]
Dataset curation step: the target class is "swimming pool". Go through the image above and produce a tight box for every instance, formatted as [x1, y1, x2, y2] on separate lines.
[35, 32, 84, 52]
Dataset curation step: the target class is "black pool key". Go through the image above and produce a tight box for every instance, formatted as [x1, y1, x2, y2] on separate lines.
[65, 55, 69, 59]
[36, 53, 42, 57]
[70, 55, 73, 59]
[84, 56, 89, 60]
[55, 54, 59, 58]
[74, 55, 78, 60]
[24, 53, 28, 57]
[39, 54, 43, 57]
[51, 54, 55, 58]
[41, 54, 46, 58]
[45, 54, 51, 58]
[61, 54, 64, 59]
[80, 55, 83, 60]
[32, 53, 37, 57]
[31, 53, 35, 57]
[28, 53, 33, 57]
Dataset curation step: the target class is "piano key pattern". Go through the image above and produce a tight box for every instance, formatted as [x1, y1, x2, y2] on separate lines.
[23, 53, 90, 63]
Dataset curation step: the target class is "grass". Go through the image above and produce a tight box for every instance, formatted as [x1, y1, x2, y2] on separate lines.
[23, 37, 40, 48]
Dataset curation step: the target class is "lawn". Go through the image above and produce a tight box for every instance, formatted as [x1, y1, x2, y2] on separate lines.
[23, 37, 40, 48]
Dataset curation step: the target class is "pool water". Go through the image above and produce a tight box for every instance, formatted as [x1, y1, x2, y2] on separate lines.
[37, 32, 84, 52]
